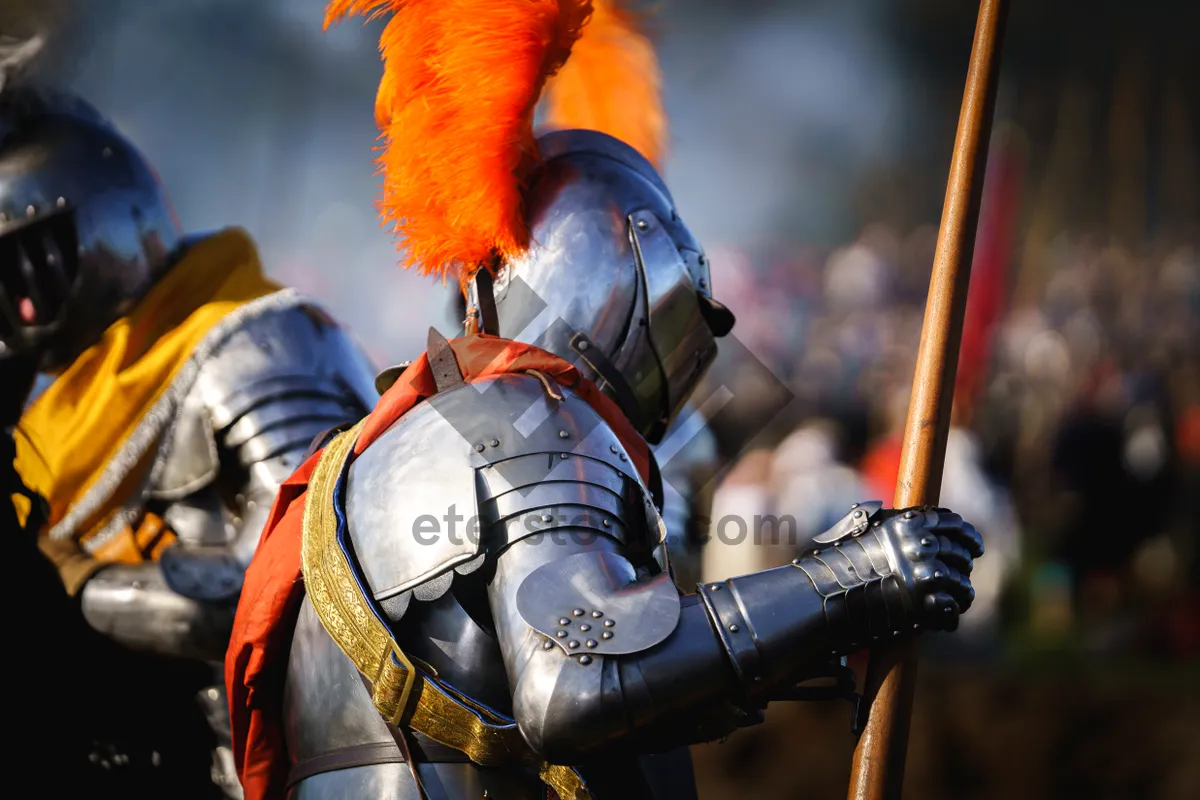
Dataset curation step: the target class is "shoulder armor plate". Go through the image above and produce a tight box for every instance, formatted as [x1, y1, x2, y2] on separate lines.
[344, 396, 484, 605]
[190, 303, 378, 432]
[344, 372, 660, 613]
[151, 302, 377, 499]
[515, 550, 681, 656]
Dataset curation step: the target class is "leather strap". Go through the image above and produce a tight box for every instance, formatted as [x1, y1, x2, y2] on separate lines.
[304, 421, 358, 461]
[286, 743, 405, 787]
[473, 267, 500, 336]
[646, 448, 665, 514]
[285, 728, 475, 787]
[427, 327, 466, 393]
[569, 331, 654, 437]
[359, 672, 429, 799]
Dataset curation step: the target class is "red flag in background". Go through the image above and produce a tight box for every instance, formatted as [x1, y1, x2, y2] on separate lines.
[955, 125, 1028, 421]
[860, 125, 1026, 500]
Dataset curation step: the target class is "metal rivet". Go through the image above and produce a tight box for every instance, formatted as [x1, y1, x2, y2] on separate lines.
[603, 619, 615, 628]
[556, 630, 568, 638]
[568, 641, 580, 649]
[580, 624, 591, 632]
[541, 513, 553, 523]
[558, 430, 570, 439]
[602, 519, 611, 528]
[490, 438, 500, 447]
[933, 570, 944, 579]
[577, 339, 589, 351]
[586, 640, 598, 648]
[921, 537, 933, 546]
[558, 617, 570, 626]
[854, 510, 864, 517]
[560, 452, 569, 459]
[592, 610, 603, 618]
[601, 631, 613, 640]
[102, 146, 113, 157]
[792, 558, 802, 566]
[709, 584, 721, 591]
[699, 279, 708, 288]
[619, 453, 627, 461]
[636, 218, 649, 231]
[26, 205, 36, 217]
[542, 641, 554, 650]
[904, 511, 915, 519]
[753, 676, 763, 682]
[873, 521, 881, 528]
[573, 608, 585, 616]
[728, 624, 740, 633]
[579, 655, 593, 665]
[57, 197, 67, 208]
[852, 503, 860, 509]
[474, 443, 485, 452]
[610, 445, 619, 454]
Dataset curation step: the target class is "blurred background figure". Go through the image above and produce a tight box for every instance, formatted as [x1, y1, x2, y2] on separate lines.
[770, 419, 870, 554]
[701, 449, 774, 583]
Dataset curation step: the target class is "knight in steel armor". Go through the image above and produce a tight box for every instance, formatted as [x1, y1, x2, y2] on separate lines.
[2, 81, 378, 797]
[226, 2, 984, 799]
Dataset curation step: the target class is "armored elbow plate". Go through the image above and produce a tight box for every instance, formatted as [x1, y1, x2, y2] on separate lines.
[516, 550, 681, 657]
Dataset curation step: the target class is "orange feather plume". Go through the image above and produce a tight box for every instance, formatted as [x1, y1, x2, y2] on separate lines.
[541, 0, 667, 171]
[325, 0, 593, 285]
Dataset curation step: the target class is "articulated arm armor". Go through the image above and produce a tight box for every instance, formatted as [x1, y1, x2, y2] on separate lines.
[81, 303, 378, 661]
[331, 373, 982, 771]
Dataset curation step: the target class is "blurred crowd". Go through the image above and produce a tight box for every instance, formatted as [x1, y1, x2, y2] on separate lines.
[692, 221, 1198, 665]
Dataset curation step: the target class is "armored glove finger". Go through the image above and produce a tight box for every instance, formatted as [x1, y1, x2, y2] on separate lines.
[930, 508, 985, 558]
[888, 507, 980, 627]
[861, 506, 982, 630]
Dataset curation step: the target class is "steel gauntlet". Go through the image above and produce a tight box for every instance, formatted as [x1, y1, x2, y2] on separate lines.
[698, 503, 984, 694]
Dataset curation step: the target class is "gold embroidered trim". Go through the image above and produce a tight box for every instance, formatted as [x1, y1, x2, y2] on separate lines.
[300, 422, 591, 800]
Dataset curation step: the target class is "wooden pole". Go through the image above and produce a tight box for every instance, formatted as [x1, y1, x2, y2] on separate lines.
[846, 2, 1009, 798]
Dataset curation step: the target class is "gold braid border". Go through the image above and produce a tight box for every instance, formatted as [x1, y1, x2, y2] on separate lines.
[300, 422, 591, 800]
